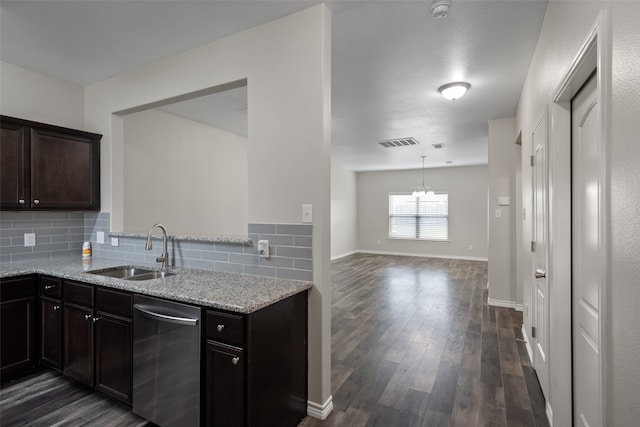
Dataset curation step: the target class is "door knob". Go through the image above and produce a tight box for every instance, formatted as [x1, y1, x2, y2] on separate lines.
[231, 357, 239, 365]
[535, 269, 546, 279]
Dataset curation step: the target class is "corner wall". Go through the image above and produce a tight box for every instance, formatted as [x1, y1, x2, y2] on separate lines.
[330, 161, 357, 259]
[487, 118, 517, 308]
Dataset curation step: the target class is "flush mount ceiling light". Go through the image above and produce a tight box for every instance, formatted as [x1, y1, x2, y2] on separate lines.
[431, 0, 452, 19]
[438, 82, 470, 101]
[412, 156, 435, 198]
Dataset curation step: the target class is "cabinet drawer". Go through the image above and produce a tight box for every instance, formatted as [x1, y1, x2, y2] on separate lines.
[96, 287, 132, 319]
[40, 276, 62, 299]
[0, 275, 36, 301]
[206, 311, 244, 346]
[64, 281, 93, 307]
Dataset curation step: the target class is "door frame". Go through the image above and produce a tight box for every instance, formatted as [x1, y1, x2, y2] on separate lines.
[550, 10, 611, 427]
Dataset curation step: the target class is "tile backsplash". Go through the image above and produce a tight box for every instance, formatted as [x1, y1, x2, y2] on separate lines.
[0, 211, 86, 263]
[0, 211, 313, 281]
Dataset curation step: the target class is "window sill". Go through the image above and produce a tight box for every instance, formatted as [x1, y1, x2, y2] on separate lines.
[387, 237, 450, 243]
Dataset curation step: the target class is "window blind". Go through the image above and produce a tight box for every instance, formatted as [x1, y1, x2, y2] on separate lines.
[388, 193, 449, 241]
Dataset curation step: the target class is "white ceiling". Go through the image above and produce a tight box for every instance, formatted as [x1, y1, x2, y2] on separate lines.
[0, 0, 548, 171]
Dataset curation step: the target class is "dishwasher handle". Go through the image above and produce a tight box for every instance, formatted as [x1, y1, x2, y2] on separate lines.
[134, 303, 199, 326]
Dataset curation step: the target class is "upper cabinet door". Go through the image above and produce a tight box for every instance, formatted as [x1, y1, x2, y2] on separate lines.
[31, 127, 100, 210]
[0, 121, 29, 209]
[0, 115, 101, 211]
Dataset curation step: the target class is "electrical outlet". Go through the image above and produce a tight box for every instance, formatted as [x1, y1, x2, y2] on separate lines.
[24, 233, 36, 247]
[258, 240, 269, 258]
[111, 237, 119, 247]
[495, 208, 502, 218]
[468, 244, 473, 250]
[97, 231, 105, 244]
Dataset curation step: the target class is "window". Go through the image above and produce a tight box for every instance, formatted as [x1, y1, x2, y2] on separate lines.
[388, 193, 449, 241]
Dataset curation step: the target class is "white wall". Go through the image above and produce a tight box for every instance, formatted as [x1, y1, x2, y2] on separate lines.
[488, 118, 517, 306]
[357, 165, 488, 260]
[123, 109, 247, 237]
[83, 5, 332, 413]
[517, 2, 640, 425]
[0, 61, 84, 129]
[330, 161, 357, 259]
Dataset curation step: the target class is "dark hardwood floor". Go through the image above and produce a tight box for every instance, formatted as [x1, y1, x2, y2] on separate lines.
[0, 254, 547, 426]
[299, 253, 549, 427]
[0, 370, 150, 426]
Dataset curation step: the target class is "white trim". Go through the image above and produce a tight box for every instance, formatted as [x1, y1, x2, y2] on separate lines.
[521, 324, 534, 369]
[488, 298, 519, 309]
[550, 9, 611, 427]
[357, 249, 487, 262]
[307, 396, 333, 420]
[331, 250, 358, 261]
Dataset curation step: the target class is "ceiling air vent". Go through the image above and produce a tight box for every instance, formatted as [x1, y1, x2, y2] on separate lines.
[378, 137, 419, 148]
[432, 143, 445, 149]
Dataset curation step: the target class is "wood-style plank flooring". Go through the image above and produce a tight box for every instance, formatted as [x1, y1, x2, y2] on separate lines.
[1, 254, 548, 426]
[299, 253, 549, 427]
[0, 370, 150, 426]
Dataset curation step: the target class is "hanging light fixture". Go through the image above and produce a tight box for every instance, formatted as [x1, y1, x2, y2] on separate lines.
[412, 156, 435, 198]
[438, 82, 471, 100]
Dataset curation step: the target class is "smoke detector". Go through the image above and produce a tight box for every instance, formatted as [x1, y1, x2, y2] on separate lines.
[431, 0, 452, 19]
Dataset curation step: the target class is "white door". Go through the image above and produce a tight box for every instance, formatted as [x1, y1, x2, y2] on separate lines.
[572, 73, 602, 427]
[532, 111, 549, 400]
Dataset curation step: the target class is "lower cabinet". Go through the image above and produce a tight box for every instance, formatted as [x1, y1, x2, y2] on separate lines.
[206, 342, 245, 427]
[57, 280, 133, 405]
[205, 291, 308, 427]
[40, 297, 62, 369]
[0, 275, 37, 383]
[95, 287, 133, 404]
[40, 276, 63, 370]
[63, 280, 95, 386]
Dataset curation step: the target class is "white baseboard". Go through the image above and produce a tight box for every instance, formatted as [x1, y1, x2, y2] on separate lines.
[521, 324, 533, 366]
[488, 298, 518, 309]
[307, 396, 333, 420]
[356, 249, 488, 262]
[331, 251, 358, 261]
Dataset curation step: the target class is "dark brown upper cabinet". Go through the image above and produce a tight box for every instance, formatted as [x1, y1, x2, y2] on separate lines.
[0, 115, 101, 211]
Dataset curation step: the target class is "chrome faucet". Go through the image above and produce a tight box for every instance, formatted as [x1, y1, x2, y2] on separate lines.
[145, 223, 170, 270]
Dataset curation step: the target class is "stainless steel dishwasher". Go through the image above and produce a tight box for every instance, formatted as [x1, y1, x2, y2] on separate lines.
[132, 294, 201, 427]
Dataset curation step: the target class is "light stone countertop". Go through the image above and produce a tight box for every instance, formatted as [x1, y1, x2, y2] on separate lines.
[0, 255, 312, 314]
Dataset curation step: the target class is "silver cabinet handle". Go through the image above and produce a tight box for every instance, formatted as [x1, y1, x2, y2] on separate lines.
[93, 317, 99, 323]
[53, 305, 60, 311]
[44, 284, 55, 290]
[33, 199, 40, 205]
[232, 357, 239, 365]
[18, 199, 25, 205]
[84, 314, 92, 320]
[217, 324, 225, 332]
[535, 269, 546, 279]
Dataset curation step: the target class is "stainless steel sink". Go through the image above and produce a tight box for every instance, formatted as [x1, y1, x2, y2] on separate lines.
[125, 271, 176, 281]
[88, 266, 175, 280]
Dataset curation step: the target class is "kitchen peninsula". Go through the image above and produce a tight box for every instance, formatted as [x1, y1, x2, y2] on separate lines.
[0, 255, 311, 427]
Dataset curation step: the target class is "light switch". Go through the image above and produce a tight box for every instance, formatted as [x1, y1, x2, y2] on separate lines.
[495, 208, 502, 218]
[302, 204, 312, 223]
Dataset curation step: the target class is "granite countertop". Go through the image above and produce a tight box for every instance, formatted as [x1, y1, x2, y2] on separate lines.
[0, 256, 312, 314]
